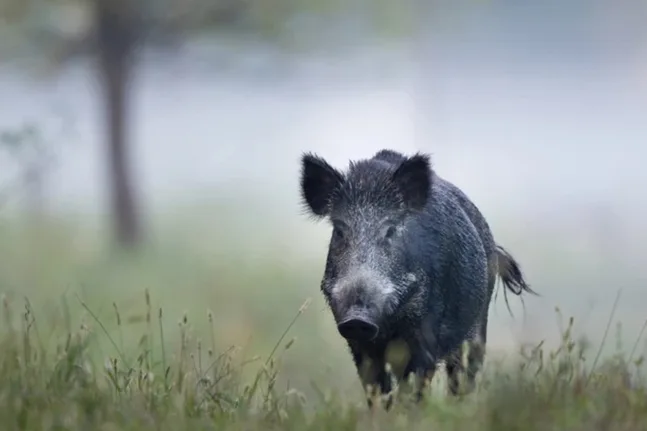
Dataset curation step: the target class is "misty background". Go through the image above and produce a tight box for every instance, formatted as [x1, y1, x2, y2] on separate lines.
[0, 0, 646, 400]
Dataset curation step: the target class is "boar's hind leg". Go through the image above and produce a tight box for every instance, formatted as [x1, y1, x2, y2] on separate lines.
[446, 327, 486, 397]
[446, 273, 493, 396]
[450, 280, 493, 395]
[412, 364, 437, 403]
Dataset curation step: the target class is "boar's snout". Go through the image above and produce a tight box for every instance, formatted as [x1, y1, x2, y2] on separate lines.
[337, 316, 379, 342]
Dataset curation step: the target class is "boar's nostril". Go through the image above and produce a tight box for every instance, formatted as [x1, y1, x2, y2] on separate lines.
[337, 318, 379, 341]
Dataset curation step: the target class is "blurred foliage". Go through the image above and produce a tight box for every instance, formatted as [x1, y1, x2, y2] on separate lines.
[2, 0, 646, 61]
[2, 0, 645, 69]
[0, 0, 416, 63]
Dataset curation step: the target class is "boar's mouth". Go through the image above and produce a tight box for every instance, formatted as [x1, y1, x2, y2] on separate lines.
[336, 311, 379, 342]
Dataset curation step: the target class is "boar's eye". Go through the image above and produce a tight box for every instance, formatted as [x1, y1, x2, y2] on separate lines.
[382, 224, 397, 241]
[333, 226, 345, 241]
[331, 220, 349, 242]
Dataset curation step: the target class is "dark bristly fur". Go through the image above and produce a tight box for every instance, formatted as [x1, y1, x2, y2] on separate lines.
[299, 149, 537, 408]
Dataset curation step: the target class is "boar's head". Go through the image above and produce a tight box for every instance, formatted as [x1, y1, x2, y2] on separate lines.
[300, 150, 432, 343]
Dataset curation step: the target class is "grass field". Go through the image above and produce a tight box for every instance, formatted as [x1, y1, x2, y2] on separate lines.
[0, 195, 646, 430]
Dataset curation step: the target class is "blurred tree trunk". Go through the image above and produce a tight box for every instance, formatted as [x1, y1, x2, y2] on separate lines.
[95, 0, 143, 248]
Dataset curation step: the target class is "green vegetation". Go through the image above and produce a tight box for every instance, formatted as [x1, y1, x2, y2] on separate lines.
[0, 209, 645, 430]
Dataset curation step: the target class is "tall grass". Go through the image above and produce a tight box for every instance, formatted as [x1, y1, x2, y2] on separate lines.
[0, 286, 646, 430]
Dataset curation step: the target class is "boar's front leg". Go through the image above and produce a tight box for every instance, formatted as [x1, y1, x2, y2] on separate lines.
[407, 317, 442, 402]
[349, 346, 390, 409]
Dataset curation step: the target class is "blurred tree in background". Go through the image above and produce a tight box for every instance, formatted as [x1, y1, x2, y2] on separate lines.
[95, 0, 142, 249]
[0, 0, 419, 249]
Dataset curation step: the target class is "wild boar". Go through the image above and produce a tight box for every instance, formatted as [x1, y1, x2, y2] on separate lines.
[299, 149, 536, 406]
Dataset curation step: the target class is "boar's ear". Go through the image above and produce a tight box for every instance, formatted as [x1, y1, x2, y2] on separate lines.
[391, 153, 431, 211]
[300, 153, 345, 217]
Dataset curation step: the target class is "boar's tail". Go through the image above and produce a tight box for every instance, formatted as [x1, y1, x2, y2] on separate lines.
[494, 245, 538, 316]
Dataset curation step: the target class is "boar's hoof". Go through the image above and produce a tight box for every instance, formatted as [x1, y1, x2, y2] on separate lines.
[337, 318, 379, 342]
